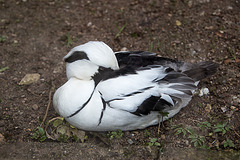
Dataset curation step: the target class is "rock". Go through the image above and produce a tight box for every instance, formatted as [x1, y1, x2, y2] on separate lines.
[205, 104, 212, 112]
[87, 22, 92, 27]
[232, 95, 240, 105]
[213, 9, 221, 16]
[0, 133, 5, 143]
[19, 73, 40, 85]
[199, 11, 205, 16]
[226, 111, 234, 118]
[161, 134, 166, 140]
[230, 106, 238, 111]
[32, 104, 39, 111]
[121, 47, 128, 51]
[127, 139, 134, 144]
[185, 140, 189, 145]
[221, 106, 227, 113]
[198, 88, 209, 97]
[205, 26, 214, 30]
[13, 40, 18, 44]
[53, 62, 64, 74]
[188, 0, 193, 7]
[227, 6, 233, 10]
[176, 20, 182, 26]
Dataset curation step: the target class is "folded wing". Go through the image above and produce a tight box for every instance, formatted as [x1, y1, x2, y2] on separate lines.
[115, 51, 218, 81]
[95, 64, 196, 116]
[93, 51, 217, 116]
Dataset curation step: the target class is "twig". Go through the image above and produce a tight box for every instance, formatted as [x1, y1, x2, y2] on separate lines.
[234, 130, 240, 137]
[157, 116, 161, 135]
[40, 85, 54, 127]
[232, 125, 240, 138]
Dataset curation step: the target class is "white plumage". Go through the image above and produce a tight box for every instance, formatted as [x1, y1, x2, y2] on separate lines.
[53, 41, 218, 131]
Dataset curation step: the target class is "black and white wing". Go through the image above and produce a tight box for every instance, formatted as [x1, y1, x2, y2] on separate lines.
[94, 64, 196, 116]
[115, 51, 218, 81]
[92, 51, 218, 116]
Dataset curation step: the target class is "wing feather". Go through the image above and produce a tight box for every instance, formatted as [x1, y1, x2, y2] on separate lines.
[93, 50, 215, 116]
[95, 64, 196, 116]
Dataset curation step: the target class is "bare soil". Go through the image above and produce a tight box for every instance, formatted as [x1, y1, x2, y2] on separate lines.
[0, 0, 240, 159]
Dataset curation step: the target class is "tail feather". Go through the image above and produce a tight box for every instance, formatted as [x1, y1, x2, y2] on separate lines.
[181, 61, 218, 81]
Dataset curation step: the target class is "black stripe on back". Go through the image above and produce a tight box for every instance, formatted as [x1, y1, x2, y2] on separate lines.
[92, 66, 137, 86]
[115, 51, 181, 70]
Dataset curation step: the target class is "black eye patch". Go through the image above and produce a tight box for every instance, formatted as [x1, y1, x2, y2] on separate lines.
[64, 51, 89, 63]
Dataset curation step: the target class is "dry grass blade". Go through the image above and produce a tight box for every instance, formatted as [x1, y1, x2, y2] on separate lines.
[40, 84, 55, 128]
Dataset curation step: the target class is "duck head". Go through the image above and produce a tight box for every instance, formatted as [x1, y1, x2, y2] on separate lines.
[63, 41, 119, 80]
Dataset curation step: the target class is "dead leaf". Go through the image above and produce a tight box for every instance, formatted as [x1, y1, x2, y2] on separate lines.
[57, 125, 71, 137]
[224, 59, 233, 64]
[53, 118, 64, 128]
[224, 59, 240, 64]
[45, 117, 86, 142]
[235, 59, 240, 63]
[71, 129, 86, 143]
[19, 73, 40, 85]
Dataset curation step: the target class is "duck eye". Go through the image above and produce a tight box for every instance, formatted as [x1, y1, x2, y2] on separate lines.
[65, 51, 89, 63]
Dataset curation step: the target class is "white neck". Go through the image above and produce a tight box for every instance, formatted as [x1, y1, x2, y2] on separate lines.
[66, 60, 99, 80]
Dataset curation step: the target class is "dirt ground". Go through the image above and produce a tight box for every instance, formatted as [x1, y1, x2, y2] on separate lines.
[0, 0, 240, 159]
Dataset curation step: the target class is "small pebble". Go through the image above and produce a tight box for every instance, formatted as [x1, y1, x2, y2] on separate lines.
[121, 47, 128, 51]
[205, 104, 212, 112]
[87, 22, 92, 27]
[176, 20, 182, 26]
[19, 73, 40, 85]
[127, 139, 134, 144]
[230, 106, 237, 111]
[213, 9, 221, 16]
[226, 111, 234, 118]
[18, 111, 23, 115]
[187, 0, 193, 7]
[199, 88, 209, 97]
[227, 6, 233, 10]
[13, 40, 18, 44]
[199, 11, 205, 16]
[232, 96, 240, 105]
[185, 140, 189, 145]
[32, 104, 39, 111]
[160, 134, 165, 139]
[221, 106, 227, 113]
[0, 133, 5, 143]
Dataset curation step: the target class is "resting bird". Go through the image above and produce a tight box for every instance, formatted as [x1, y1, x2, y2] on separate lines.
[53, 41, 218, 131]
